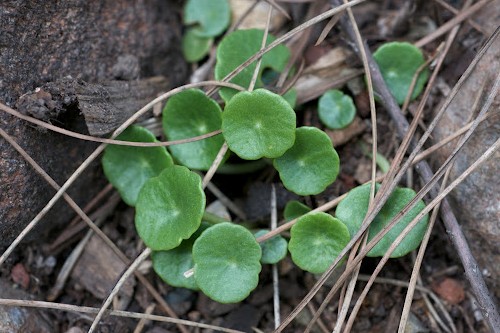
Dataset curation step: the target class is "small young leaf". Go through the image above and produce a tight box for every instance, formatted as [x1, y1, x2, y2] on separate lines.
[182, 28, 213, 62]
[193, 223, 262, 303]
[254, 230, 288, 264]
[283, 200, 312, 221]
[152, 223, 210, 290]
[135, 166, 205, 251]
[215, 29, 290, 102]
[335, 183, 429, 257]
[184, 0, 230, 38]
[274, 127, 339, 195]
[373, 42, 429, 105]
[222, 89, 296, 160]
[163, 89, 225, 170]
[102, 125, 173, 206]
[318, 89, 356, 129]
[288, 212, 350, 274]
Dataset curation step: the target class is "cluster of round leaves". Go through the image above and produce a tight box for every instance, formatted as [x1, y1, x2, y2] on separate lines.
[101, 31, 430, 304]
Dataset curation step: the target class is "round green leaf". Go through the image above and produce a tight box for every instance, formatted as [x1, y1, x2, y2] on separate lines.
[152, 223, 210, 290]
[254, 230, 288, 264]
[193, 223, 262, 303]
[102, 125, 173, 206]
[135, 166, 205, 251]
[373, 42, 429, 105]
[215, 29, 291, 102]
[182, 28, 213, 62]
[335, 183, 429, 257]
[163, 89, 225, 170]
[222, 89, 296, 160]
[288, 212, 350, 274]
[274, 127, 339, 195]
[283, 200, 311, 221]
[184, 0, 230, 38]
[318, 89, 356, 129]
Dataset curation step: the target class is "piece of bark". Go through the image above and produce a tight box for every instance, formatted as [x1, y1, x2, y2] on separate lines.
[0, 0, 188, 249]
[71, 234, 136, 306]
[17, 76, 170, 136]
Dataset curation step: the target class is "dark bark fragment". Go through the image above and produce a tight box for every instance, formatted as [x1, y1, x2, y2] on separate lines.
[0, 0, 188, 248]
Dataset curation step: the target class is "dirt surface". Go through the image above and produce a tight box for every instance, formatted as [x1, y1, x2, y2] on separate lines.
[0, 0, 498, 333]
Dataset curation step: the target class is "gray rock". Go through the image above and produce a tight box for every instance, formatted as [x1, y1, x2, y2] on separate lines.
[432, 33, 499, 296]
[0, 279, 54, 333]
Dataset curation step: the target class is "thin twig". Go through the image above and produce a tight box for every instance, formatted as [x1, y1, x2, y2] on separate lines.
[0, 82, 244, 147]
[276, 15, 500, 332]
[431, 0, 486, 35]
[249, 5, 273, 92]
[0, 299, 246, 333]
[133, 304, 155, 333]
[340, 18, 500, 332]
[0, 80, 244, 269]
[270, 185, 281, 329]
[88, 247, 152, 333]
[414, 0, 492, 47]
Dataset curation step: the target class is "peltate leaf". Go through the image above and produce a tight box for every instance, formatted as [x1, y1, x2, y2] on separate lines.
[193, 222, 262, 303]
[288, 212, 350, 274]
[373, 42, 429, 105]
[274, 127, 339, 195]
[335, 183, 429, 257]
[102, 125, 173, 206]
[184, 0, 230, 37]
[163, 89, 225, 170]
[254, 230, 288, 264]
[318, 89, 356, 129]
[215, 29, 290, 102]
[135, 166, 205, 251]
[222, 89, 296, 160]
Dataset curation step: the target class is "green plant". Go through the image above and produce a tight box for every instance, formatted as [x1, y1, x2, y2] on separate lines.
[335, 183, 428, 257]
[181, 0, 230, 62]
[373, 42, 429, 105]
[101, 28, 430, 304]
[163, 88, 226, 170]
[288, 212, 350, 274]
[318, 89, 356, 129]
[101, 125, 173, 206]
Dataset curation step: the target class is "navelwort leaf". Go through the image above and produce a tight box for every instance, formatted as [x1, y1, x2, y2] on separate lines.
[163, 89, 225, 170]
[318, 89, 356, 129]
[152, 222, 210, 290]
[274, 127, 339, 195]
[288, 212, 350, 274]
[215, 29, 291, 102]
[373, 42, 429, 105]
[193, 222, 262, 303]
[335, 183, 429, 257]
[135, 165, 205, 251]
[102, 125, 173, 206]
[222, 89, 296, 160]
[283, 200, 312, 221]
[254, 230, 288, 265]
[182, 28, 213, 63]
[184, 0, 230, 38]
